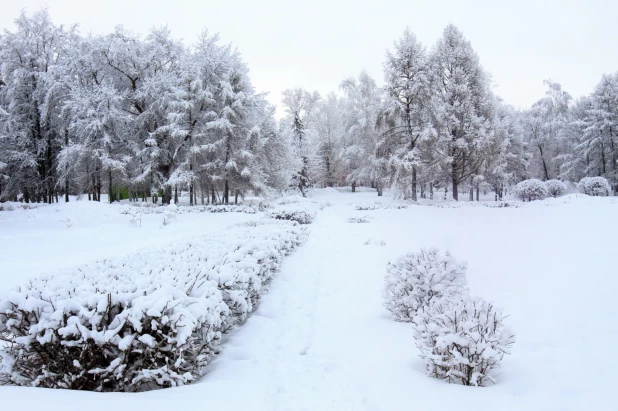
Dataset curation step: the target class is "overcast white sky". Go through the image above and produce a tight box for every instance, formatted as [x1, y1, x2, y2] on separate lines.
[2, 0, 618, 116]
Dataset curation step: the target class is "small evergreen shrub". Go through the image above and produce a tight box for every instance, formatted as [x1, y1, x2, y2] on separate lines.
[382, 248, 468, 322]
[578, 176, 611, 196]
[545, 180, 567, 197]
[513, 179, 548, 202]
[412, 295, 515, 387]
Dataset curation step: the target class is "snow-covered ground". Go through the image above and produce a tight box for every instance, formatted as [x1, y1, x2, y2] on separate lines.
[1, 190, 617, 410]
[0, 199, 259, 290]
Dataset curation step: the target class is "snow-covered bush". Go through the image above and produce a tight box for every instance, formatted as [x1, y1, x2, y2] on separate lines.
[122, 204, 257, 215]
[267, 204, 318, 224]
[0, 222, 308, 391]
[578, 176, 611, 196]
[545, 179, 567, 197]
[412, 296, 515, 386]
[382, 249, 468, 322]
[513, 179, 548, 202]
[347, 216, 372, 223]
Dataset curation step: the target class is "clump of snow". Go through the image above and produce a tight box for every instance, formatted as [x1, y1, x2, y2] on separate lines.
[513, 179, 548, 202]
[545, 180, 567, 198]
[363, 239, 386, 246]
[347, 216, 373, 223]
[412, 295, 516, 387]
[0, 221, 308, 391]
[383, 248, 468, 322]
[578, 176, 611, 196]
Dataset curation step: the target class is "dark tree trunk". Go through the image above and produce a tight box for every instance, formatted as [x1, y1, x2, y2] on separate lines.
[108, 170, 113, 204]
[539, 144, 550, 181]
[352, 181, 356, 193]
[411, 166, 417, 201]
[452, 178, 458, 201]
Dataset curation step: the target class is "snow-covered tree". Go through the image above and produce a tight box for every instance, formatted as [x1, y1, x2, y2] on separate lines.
[0, 11, 76, 202]
[312, 94, 343, 187]
[427, 25, 495, 201]
[522, 80, 571, 181]
[281, 88, 320, 196]
[339, 71, 382, 193]
[377, 29, 430, 200]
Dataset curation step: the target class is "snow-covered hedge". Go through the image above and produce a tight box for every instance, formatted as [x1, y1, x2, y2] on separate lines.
[0, 221, 308, 391]
[545, 180, 567, 198]
[513, 179, 548, 202]
[412, 296, 516, 387]
[355, 204, 408, 211]
[267, 203, 318, 224]
[578, 176, 611, 196]
[382, 249, 468, 322]
[121, 204, 257, 215]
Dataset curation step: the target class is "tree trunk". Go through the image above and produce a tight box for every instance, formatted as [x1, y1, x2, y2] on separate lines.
[64, 130, 69, 202]
[96, 174, 101, 202]
[224, 180, 229, 204]
[430, 182, 434, 200]
[174, 186, 178, 204]
[476, 185, 479, 201]
[452, 178, 458, 201]
[162, 185, 172, 205]
[108, 170, 113, 204]
[352, 181, 356, 193]
[411, 166, 417, 201]
[539, 144, 550, 181]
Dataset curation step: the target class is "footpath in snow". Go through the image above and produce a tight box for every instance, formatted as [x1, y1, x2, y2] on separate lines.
[1, 190, 617, 410]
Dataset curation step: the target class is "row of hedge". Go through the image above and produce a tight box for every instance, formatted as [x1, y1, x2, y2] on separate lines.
[0, 221, 309, 391]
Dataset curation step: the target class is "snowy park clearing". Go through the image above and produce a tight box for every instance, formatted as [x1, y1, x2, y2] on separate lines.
[1, 188, 617, 410]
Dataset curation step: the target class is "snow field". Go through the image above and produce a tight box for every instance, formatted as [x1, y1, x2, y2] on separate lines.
[0, 189, 617, 410]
